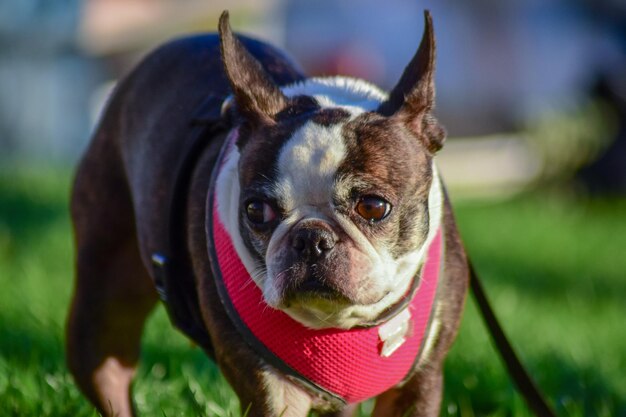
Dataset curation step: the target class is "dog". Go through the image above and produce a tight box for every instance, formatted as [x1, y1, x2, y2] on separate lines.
[67, 10, 469, 417]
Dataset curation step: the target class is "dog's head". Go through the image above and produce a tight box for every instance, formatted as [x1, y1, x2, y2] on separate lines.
[215, 11, 445, 329]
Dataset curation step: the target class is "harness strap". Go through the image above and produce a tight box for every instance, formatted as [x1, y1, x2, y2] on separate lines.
[150, 94, 230, 355]
[469, 261, 557, 417]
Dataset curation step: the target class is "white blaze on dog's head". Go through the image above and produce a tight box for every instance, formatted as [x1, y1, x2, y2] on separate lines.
[274, 122, 347, 214]
[216, 11, 446, 329]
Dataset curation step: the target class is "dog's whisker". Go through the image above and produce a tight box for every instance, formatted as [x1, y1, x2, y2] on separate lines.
[244, 263, 267, 290]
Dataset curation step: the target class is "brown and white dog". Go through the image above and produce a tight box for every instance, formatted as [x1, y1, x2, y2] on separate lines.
[67, 11, 469, 417]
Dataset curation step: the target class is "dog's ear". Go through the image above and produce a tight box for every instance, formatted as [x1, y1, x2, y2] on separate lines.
[219, 11, 288, 125]
[378, 11, 445, 153]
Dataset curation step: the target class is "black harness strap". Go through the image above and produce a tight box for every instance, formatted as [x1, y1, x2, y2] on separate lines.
[151, 94, 230, 356]
[469, 261, 557, 417]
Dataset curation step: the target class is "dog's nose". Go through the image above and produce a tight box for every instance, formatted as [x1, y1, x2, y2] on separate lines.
[291, 227, 336, 260]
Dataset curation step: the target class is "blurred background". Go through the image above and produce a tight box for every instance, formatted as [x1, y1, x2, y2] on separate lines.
[0, 0, 624, 416]
[2, 0, 626, 194]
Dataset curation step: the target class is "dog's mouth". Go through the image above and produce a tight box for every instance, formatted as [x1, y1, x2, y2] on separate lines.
[275, 261, 387, 305]
[273, 274, 398, 329]
[269, 263, 420, 329]
[285, 281, 348, 305]
[278, 288, 394, 329]
[280, 265, 349, 303]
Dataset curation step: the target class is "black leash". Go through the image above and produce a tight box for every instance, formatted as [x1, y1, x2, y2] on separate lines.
[469, 260, 557, 417]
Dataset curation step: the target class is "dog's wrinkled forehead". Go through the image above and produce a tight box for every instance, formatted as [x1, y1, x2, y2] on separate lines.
[237, 77, 386, 192]
[274, 116, 347, 211]
[278, 78, 393, 209]
[235, 79, 366, 181]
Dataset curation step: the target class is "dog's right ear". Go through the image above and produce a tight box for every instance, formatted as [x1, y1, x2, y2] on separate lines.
[219, 11, 288, 126]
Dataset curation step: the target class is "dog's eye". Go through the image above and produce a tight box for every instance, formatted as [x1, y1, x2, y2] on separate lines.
[355, 196, 391, 223]
[245, 200, 276, 225]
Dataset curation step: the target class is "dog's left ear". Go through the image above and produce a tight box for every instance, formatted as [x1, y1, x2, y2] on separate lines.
[378, 11, 445, 153]
[219, 11, 288, 126]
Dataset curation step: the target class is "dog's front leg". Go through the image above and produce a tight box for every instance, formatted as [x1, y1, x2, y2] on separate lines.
[371, 364, 443, 417]
[258, 369, 313, 417]
[217, 350, 312, 417]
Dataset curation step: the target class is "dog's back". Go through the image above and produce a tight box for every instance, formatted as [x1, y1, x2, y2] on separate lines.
[75, 35, 302, 267]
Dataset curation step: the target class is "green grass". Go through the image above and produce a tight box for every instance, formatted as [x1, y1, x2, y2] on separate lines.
[0, 165, 624, 416]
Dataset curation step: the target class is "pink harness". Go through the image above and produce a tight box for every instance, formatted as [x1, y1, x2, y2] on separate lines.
[206, 136, 443, 404]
